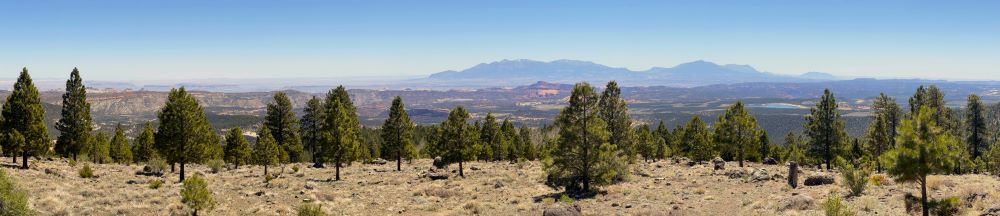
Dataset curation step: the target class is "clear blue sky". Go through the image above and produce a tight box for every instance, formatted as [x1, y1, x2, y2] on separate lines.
[1, 0, 998, 81]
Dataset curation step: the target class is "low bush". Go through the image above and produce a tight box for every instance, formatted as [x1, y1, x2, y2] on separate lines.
[822, 195, 856, 216]
[206, 159, 224, 174]
[558, 194, 574, 204]
[297, 203, 327, 216]
[181, 174, 215, 216]
[0, 169, 35, 215]
[79, 163, 95, 178]
[149, 179, 164, 189]
[838, 159, 870, 196]
[147, 157, 169, 174]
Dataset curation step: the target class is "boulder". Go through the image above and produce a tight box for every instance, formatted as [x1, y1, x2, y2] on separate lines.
[711, 157, 726, 170]
[135, 165, 164, 177]
[543, 203, 582, 216]
[751, 169, 771, 181]
[803, 175, 835, 186]
[779, 194, 814, 211]
[426, 171, 449, 180]
[763, 157, 778, 165]
[724, 169, 748, 179]
[432, 157, 447, 169]
[370, 158, 388, 165]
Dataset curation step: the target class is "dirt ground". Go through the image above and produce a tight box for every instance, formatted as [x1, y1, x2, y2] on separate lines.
[4, 157, 1000, 215]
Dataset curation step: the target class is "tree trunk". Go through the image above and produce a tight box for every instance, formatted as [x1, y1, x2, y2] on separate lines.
[921, 178, 929, 216]
[193, 209, 198, 216]
[12, 155, 16, 164]
[21, 150, 28, 169]
[738, 152, 744, 167]
[458, 161, 464, 177]
[335, 162, 341, 180]
[397, 155, 402, 171]
[73, 153, 77, 162]
[171, 163, 175, 172]
[264, 165, 269, 176]
[180, 162, 186, 182]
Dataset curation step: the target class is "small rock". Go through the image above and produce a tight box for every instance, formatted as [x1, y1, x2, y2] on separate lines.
[725, 169, 748, 179]
[763, 157, 778, 165]
[304, 182, 316, 190]
[426, 171, 449, 180]
[751, 169, 771, 181]
[470, 166, 481, 171]
[543, 203, 582, 216]
[779, 194, 814, 211]
[432, 157, 447, 169]
[803, 175, 835, 186]
[44, 168, 64, 178]
[255, 191, 266, 196]
[126, 180, 141, 184]
[711, 157, 726, 170]
[370, 158, 388, 165]
[612, 203, 619, 207]
[493, 181, 504, 189]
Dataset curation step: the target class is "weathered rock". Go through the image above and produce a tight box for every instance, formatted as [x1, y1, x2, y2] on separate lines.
[712, 157, 726, 170]
[983, 205, 1000, 216]
[763, 157, 778, 165]
[751, 169, 771, 181]
[779, 194, 814, 211]
[370, 158, 388, 165]
[432, 157, 447, 169]
[470, 166, 481, 171]
[135, 165, 164, 177]
[543, 203, 582, 216]
[426, 171, 449, 180]
[803, 175, 835, 186]
[724, 169, 748, 179]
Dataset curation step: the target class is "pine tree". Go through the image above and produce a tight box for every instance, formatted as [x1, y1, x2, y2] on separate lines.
[519, 126, 537, 161]
[865, 114, 891, 172]
[300, 96, 324, 167]
[254, 127, 280, 176]
[965, 94, 988, 161]
[265, 92, 303, 163]
[783, 132, 807, 164]
[155, 87, 217, 182]
[319, 86, 361, 181]
[805, 89, 847, 170]
[480, 113, 501, 161]
[224, 127, 252, 169]
[655, 120, 672, 160]
[55, 68, 93, 161]
[759, 130, 770, 161]
[132, 122, 157, 163]
[501, 118, 520, 162]
[681, 115, 714, 162]
[89, 132, 111, 164]
[885, 107, 957, 216]
[381, 96, 415, 171]
[0, 68, 50, 169]
[545, 82, 625, 193]
[109, 124, 133, 164]
[636, 125, 656, 162]
[714, 101, 760, 167]
[439, 106, 476, 177]
[599, 81, 635, 163]
[873, 93, 901, 147]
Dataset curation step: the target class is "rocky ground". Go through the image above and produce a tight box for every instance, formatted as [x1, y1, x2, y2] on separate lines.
[4, 157, 1000, 215]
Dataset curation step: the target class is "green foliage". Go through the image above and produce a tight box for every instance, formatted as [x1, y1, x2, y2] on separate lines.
[867, 93, 900, 172]
[149, 179, 164, 189]
[318, 86, 362, 180]
[1, 68, 50, 169]
[479, 113, 501, 161]
[822, 195, 856, 216]
[680, 115, 715, 162]
[88, 132, 111, 164]
[805, 89, 847, 170]
[155, 87, 218, 182]
[297, 203, 327, 216]
[885, 107, 958, 216]
[438, 106, 477, 176]
[265, 92, 303, 163]
[254, 127, 281, 175]
[599, 81, 635, 164]
[0, 169, 35, 215]
[206, 159, 224, 173]
[132, 122, 157, 163]
[545, 82, 626, 192]
[109, 124, 133, 164]
[965, 94, 988, 161]
[300, 96, 324, 165]
[147, 156, 169, 174]
[78, 163, 95, 178]
[782, 132, 807, 164]
[714, 101, 760, 167]
[380, 96, 415, 170]
[223, 127, 252, 168]
[558, 194, 574, 204]
[636, 125, 657, 162]
[55, 68, 93, 160]
[181, 174, 215, 215]
[837, 157, 870, 196]
[928, 197, 961, 216]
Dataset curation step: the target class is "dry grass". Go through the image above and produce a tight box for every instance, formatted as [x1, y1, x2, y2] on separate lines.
[2, 157, 1000, 215]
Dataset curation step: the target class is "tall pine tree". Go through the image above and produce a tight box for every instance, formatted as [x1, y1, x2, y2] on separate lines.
[300, 96, 324, 167]
[545, 82, 625, 193]
[805, 89, 846, 170]
[264, 92, 303, 162]
[439, 106, 477, 177]
[599, 81, 635, 163]
[380, 96, 415, 171]
[1, 68, 49, 169]
[224, 127, 252, 169]
[320, 86, 361, 181]
[480, 113, 500, 161]
[155, 87, 217, 182]
[681, 115, 714, 162]
[55, 68, 93, 160]
[714, 101, 760, 167]
[885, 107, 957, 216]
[254, 127, 280, 176]
[965, 94, 988, 161]
[109, 124, 133, 164]
[132, 122, 157, 163]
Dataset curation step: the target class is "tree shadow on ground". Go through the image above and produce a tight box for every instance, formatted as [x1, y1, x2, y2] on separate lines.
[532, 190, 604, 203]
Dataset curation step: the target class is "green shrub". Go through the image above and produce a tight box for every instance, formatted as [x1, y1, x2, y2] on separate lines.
[181, 175, 215, 215]
[264, 174, 276, 183]
[928, 197, 961, 216]
[837, 158, 870, 196]
[297, 203, 327, 216]
[149, 179, 164, 189]
[68, 158, 77, 167]
[822, 195, 856, 216]
[206, 159, 224, 174]
[558, 194, 574, 204]
[147, 157, 169, 174]
[79, 163, 95, 178]
[292, 165, 300, 173]
[0, 169, 35, 215]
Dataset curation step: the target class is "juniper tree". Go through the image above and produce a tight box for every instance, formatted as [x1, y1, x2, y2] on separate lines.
[545, 82, 625, 193]
[109, 124, 133, 164]
[439, 106, 477, 177]
[89, 132, 111, 164]
[132, 122, 157, 163]
[805, 89, 847, 170]
[155, 87, 217, 182]
[380, 96, 415, 171]
[885, 107, 957, 216]
[714, 101, 760, 167]
[0, 68, 49, 169]
[55, 68, 93, 161]
[254, 127, 280, 176]
[265, 92, 303, 163]
[320, 86, 361, 181]
[224, 127, 252, 169]
[300, 96, 324, 167]
[599, 81, 635, 163]
[965, 94, 988, 161]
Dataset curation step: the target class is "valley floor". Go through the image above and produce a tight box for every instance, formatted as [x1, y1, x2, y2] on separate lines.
[3, 157, 1000, 215]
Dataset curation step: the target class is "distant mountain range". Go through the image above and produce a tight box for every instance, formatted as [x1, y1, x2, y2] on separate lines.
[426, 59, 841, 87]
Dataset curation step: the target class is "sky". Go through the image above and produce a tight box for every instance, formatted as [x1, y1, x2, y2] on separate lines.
[1, 0, 998, 81]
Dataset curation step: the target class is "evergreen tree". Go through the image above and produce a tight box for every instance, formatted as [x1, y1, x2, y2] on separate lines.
[759, 130, 770, 160]
[300, 96, 324, 167]
[873, 93, 901, 147]
[0, 68, 50, 169]
[480, 113, 501, 161]
[783, 132, 807, 164]
[254, 127, 280, 176]
[380, 96, 415, 171]
[109, 124, 133, 164]
[439, 106, 476, 177]
[545, 82, 625, 192]
[885, 107, 957, 216]
[518, 126, 537, 160]
[265, 92, 303, 163]
[681, 115, 714, 162]
[224, 127, 252, 169]
[55, 68, 93, 160]
[155, 87, 217, 182]
[655, 120, 672, 160]
[89, 132, 111, 164]
[319, 86, 361, 181]
[132, 122, 157, 163]
[599, 81, 635, 163]
[805, 89, 847, 170]
[714, 101, 760, 167]
[965, 94, 988, 161]
[636, 125, 656, 162]
[501, 118, 520, 162]
[865, 114, 891, 172]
